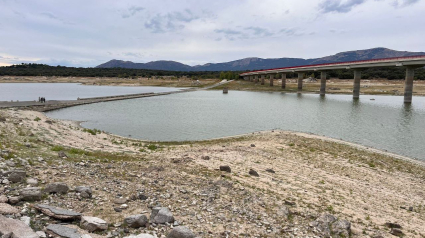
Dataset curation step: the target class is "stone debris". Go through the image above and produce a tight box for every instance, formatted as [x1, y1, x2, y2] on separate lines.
[123, 234, 155, 238]
[43, 182, 69, 194]
[45, 224, 82, 238]
[124, 214, 149, 228]
[249, 169, 259, 177]
[219, 165, 231, 173]
[0, 203, 20, 215]
[309, 213, 351, 237]
[167, 226, 196, 238]
[6, 170, 26, 183]
[34, 204, 81, 220]
[0, 215, 38, 238]
[19, 187, 42, 201]
[75, 186, 92, 198]
[80, 216, 108, 232]
[150, 207, 174, 224]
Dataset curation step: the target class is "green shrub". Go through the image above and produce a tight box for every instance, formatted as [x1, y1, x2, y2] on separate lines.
[147, 144, 158, 150]
[51, 145, 65, 151]
[82, 128, 101, 135]
[34, 117, 41, 122]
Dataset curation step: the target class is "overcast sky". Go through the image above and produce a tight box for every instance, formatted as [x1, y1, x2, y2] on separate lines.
[0, 0, 424, 67]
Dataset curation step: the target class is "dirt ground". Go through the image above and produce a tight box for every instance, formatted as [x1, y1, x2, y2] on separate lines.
[1, 109, 424, 237]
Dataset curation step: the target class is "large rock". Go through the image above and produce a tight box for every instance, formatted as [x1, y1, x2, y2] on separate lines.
[124, 214, 148, 228]
[0, 215, 38, 238]
[150, 207, 174, 224]
[0, 203, 20, 215]
[123, 235, 155, 238]
[167, 226, 196, 238]
[34, 204, 81, 220]
[219, 165, 231, 173]
[75, 186, 92, 198]
[80, 216, 108, 232]
[309, 213, 351, 237]
[44, 182, 69, 194]
[45, 224, 81, 238]
[19, 187, 42, 201]
[7, 170, 26, 183]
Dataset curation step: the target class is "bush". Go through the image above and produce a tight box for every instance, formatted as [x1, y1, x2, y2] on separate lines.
[51, 145, 64, 151]
[34, 117, 41, 122]
[147, 144, 158, 150]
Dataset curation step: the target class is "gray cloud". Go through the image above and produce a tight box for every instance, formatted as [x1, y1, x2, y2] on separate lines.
[40, 12, 74, 25]
[392, 0, 421, 7]
[122, 6, 144, 18]
[319, 0, 366, 13]
[145, 9, 198, 33]
[245, 27, 273, 37]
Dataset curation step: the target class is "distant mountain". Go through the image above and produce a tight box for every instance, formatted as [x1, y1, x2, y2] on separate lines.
[96, 48, 425, 71]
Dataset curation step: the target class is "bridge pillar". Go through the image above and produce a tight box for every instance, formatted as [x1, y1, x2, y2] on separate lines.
[320, 71, 327, 96]
[298, 72, 304, 91]
[261, 75, 265, 85]
[281, 73, 286, 89]
[404, 67, 415, 103]
[270, 75, 274, 86]
[353, 70, 361, 99]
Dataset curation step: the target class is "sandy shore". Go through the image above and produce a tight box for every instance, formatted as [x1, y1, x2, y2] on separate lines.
[1, 109, 425, 237]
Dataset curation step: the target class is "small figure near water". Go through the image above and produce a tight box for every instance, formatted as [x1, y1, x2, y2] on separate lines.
[39, 97, 46, 103]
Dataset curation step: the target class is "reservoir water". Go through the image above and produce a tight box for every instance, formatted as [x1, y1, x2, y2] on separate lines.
[0, 83, 182, 101]
[46, 90, 425, 161]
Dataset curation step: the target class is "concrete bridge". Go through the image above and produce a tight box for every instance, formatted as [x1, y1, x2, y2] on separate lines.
[240, 55, 425, 103]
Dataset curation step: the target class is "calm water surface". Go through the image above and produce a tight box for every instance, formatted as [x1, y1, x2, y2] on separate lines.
[0, 83, 182, 101]
[46, 91, 425, 161]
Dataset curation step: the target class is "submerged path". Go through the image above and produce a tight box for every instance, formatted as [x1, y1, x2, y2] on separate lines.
[0, 80, 232, 112]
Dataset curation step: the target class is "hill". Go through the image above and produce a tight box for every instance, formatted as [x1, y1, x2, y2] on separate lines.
[96, 47, 425, 71]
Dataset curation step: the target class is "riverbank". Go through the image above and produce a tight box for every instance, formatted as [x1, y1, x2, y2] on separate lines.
[2, 76, 425, 96]
[1, 109, 424, 237]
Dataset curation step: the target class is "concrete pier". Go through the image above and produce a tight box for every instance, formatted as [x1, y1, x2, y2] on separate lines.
[298, 73, 304, 91]
[320, 71, 327, 96]
[281, 73, 286, 89]
[261, 75, 265, 85]
[353, 70, 361, 99]
[404, 67, 415, 103]
[270, 75, 274, 86]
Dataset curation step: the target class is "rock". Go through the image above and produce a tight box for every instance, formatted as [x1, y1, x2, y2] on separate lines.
[309, 213, 337, 237]
[150, 207, 174, 224]
[114, 197, 127, 204]
[44, 182, 69, 194]
[75, 186, 92, 198]
[7, 170, 26, 183]
[384, 222, 402, 229]
[0, 195, 8, 203]
[0, 203, 20, 215]
[26, 178, 38, 186]
[250, 144, 255, 147]
[19, 187, 42, 201]
[20, 216, 31, 226]
[8, 196, 20, 204]
[390, 228, 404, 237]
[58, 151, 68, 158]
[284, 200, 296, 206]
[80, 216, 108, 232]
[201, 156, 210, 160]
[34, 204, 81, 220]
[45, 224, 81, 238]
[123, 235, 155, 238]
[265, 169, 275, 173]
[36, 231, 47, 238]
[249, 169, 259, 177]
[113, 207, 122, 212]
[331, 219, 351, 237]
[124, 214, 148, 228]
[167, 226, 196, 238]
[219, 166, 231, 173]
[0, 215, 38, 238]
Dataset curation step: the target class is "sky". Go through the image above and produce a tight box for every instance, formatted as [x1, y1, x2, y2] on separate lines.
[0, 0, 424, 67]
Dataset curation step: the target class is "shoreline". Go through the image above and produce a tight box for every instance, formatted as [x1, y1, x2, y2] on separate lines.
[1, 108, 425, 237]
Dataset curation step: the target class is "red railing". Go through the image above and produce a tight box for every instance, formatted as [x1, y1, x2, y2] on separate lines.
[240, 55, 425, 75]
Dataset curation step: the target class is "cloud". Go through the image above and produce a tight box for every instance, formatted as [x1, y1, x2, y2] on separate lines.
[40, 12, 74, 25]
[244, 27, 273, 37]
[144, 9, 198, 33]
[318, 0, 366, 13]
[121, 6, 144, 18]
[392, 0, 421, 7]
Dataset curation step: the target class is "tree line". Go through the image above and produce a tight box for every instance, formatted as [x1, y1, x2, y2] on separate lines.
[0, 63, 424, 80]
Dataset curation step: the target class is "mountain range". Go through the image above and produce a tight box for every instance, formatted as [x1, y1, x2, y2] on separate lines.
[96, 48, 425, 72]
